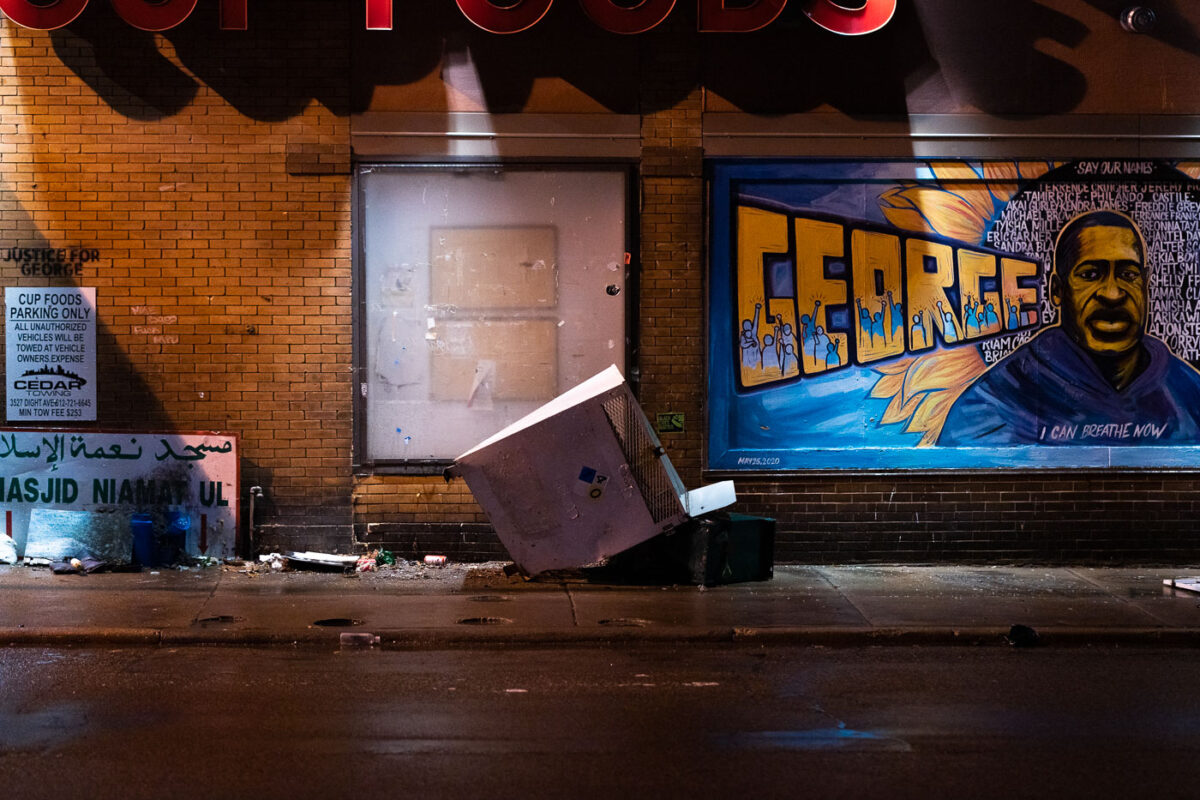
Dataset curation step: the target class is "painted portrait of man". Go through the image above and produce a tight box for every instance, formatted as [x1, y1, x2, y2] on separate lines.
[937, 209, 1200, 446]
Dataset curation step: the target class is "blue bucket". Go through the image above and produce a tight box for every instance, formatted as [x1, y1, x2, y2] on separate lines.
[131, 513, 155, 566]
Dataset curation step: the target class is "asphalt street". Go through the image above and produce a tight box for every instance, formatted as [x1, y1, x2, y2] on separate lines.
[2, 643, 1199, 799]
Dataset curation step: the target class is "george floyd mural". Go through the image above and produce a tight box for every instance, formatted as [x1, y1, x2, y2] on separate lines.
[708, 159, 1200, 470]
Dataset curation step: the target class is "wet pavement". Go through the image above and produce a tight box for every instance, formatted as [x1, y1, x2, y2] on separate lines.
[2, 563, 1200, 647]
[6, 644, 1200, 799]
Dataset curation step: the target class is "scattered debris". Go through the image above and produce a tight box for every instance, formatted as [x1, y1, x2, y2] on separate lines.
[355, 556, 377, 573]
[1164, 577, 1200, 594]
[0, 533, 16, 565]
[338, 632, 380, 647]
[1006, 624, 1041, 647]
[258, 553, 289, 572]
[282, 551, 359, 572]
[49, 557, 106, 575]
[424, 555, 447, 567]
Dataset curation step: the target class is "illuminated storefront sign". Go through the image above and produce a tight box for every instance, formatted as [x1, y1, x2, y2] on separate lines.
[0, 0, 894, 35]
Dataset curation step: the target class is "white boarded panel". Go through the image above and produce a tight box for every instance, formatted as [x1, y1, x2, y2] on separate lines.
[431, 227, 557, 309]
[430, 319, 557, 402]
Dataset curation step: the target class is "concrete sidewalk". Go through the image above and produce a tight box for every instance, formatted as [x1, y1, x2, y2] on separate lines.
[2, 563, 1200, 648]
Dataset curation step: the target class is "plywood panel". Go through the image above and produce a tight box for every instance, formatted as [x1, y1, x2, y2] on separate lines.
[431, 227, 557, 309]
[430, 319, 557, 402]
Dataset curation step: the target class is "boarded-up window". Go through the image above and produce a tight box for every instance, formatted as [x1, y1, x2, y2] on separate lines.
[357, 166, 629, 465]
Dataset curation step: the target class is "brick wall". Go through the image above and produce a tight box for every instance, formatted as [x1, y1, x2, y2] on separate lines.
[0, 2, 354, 553]
[351, 474, 503, 560]
[6, 4, 1199, 565]
[735, 473, 1200, 564]
[637, 22, 705, 489]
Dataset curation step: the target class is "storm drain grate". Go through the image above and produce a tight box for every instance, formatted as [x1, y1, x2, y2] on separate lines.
[456, 616, 513, 625]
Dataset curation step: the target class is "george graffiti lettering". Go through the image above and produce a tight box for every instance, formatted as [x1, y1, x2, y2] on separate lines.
[735, 206, 1041, 387]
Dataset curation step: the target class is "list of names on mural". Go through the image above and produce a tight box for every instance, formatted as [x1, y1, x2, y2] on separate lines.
[5, 287, 97, 421]
[1136, 190, 1200, 358]
[986, 178, 1200, 365]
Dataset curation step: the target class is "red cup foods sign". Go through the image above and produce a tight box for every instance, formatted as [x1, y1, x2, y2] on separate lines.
[0, 0, 896, 35]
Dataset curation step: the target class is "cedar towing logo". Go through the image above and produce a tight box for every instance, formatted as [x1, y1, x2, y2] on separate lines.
[14, 364, 86, 392]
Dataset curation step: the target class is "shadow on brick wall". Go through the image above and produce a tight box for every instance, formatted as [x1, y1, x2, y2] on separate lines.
[42, 0, 669, 119]
[43, 0, 1198, 121]
[350, 0, 646, 115]
[50, 0, 350, 123]
[0, 185, 173, 431]
[702, 0, 1086, 116]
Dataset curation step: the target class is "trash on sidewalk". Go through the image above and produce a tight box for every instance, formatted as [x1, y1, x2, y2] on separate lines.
[339, 632, 380, 647]
[355, 556, 377, 573]
[280, 551, 359, 572]
[424, 554, 447, 567]
[50, 559, 79, 575]
[259, 553, 289, 571]
[445, 365, 736, 576]
[0, 533, 16, 565]
[1006, 624, 1041, 647]
[1163, 577, 1200, 593]
[50, 557, 106, 575]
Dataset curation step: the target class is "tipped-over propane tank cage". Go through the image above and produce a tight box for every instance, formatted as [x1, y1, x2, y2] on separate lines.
[446, 365, 738, 576]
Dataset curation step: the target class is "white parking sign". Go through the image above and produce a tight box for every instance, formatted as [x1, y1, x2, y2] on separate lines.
[6, 287, 97, 422]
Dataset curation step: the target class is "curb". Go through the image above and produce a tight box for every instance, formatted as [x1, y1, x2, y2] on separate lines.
[0, 627, 163, 646]
[4, 625, 1200, 648]
[731, 626, 1200, 647]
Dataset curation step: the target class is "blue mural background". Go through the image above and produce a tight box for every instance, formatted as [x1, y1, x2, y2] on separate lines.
[708, 159, 1200, 470]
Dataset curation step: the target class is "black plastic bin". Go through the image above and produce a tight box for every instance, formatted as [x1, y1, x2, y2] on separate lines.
[594, 512, 775, 587]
